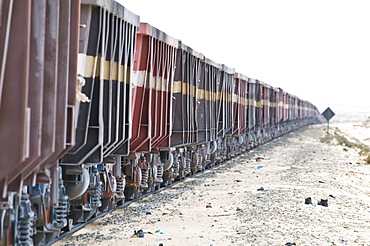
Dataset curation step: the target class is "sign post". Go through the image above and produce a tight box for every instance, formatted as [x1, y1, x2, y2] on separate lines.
[322, 107, 335, 133]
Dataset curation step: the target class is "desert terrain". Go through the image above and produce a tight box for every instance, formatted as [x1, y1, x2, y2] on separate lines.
[54, 112, 370, 246]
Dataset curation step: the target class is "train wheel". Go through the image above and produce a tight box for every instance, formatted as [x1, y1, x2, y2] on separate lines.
[124, 187, 142, 200]
[175, 169, 185, 181]
[116, 198, 125, 206]
[2, 195, 33, 246]
[99, 197, 117, 212]
[0, 208, 13, 246]
[99, 198, 110, 212]
[63, 218, 74, 232]
[124, 187, 135, 200]
[161, 173, 172, 187]
[134, 188, 142, 199]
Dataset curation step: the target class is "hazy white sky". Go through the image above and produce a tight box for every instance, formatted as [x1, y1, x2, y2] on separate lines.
[118, 0, 370, 113]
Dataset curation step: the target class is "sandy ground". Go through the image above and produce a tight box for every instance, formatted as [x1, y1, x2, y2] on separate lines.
[54, 124, 370, 246]
[331, 122, 370, 147]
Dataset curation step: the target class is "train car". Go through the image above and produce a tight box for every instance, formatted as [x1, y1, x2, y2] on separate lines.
[283, 91, 291, 131]
[289, 94, 299, 130]
[123, 22, 178, 199]
[246, 78, 258, 147]
[0, 1, 80, 245]
[170, 42, 207, 178]
[59, 0, 140, 227]
[233, 73, 249, 154]
[171, 45, 225, 177]
[276, 88, 285, 134]
[0, 0, 325, 245]
[251, 79, 262, 145]
[269, 87, 279, 138]
[217, 64, 235, 160]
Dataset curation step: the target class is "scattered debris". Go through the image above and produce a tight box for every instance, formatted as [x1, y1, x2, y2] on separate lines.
[318, 199, 328, 207]
[208, 213, 231, 217]
[305, 197, 312, 204]
[131, 229, 144, 238]
[285, 243, 296, 246]
[256, 165, 264, 170]
[155, 229, 165, 234]
[55, 124, 370, 245]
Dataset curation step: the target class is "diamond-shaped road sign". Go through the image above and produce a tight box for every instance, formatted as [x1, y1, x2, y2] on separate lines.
[322, 107, 335, 121]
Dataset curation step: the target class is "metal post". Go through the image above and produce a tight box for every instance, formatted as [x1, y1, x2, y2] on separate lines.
[327, 120, 329, 133]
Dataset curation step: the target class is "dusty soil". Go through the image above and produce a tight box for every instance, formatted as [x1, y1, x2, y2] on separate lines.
[54, 124, 370, 246]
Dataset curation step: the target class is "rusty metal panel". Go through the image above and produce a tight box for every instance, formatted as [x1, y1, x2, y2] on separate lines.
[223, 65, 235, 136]
[302, 100, 306, 119]
[194, 46, 208, 143]
[171, 42, 206, 147]
[196, 58, 221, 143]
[232, 75, 240, 136]
[254, 80, 262, 130]
[202, 58, 220, 144]
[216, 64, 234, 138]
[22, 0, 80, 201]
[0, 0, 13, 106]
[247, 78, 257, 133]
[269, 87, 278, 126]
[17, 0, 59, 185]
[62, 5, 104, 164]
[298, 99, 303, 120]
[289, 94, 293, 121]
[0, 0, 31, 194]
[284, 92, 290, 121]
[233, 73, 248, 136]
[262, 83, 271, 126]
[0, 0, 79, 195]
[130, 23, 177, 153]
[61, 2, 139, 165]
[102, 10, 139, 155]
[289, 95, 298, 121]
[283, 91, 286, 123]
[23, 0, 80, 176]
[67, 0, 80, 147]
[294, 96, 299, 120]
[277, 88, 284, 123]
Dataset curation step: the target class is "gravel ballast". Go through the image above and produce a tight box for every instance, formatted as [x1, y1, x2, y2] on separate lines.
[55, 124, 370, 246]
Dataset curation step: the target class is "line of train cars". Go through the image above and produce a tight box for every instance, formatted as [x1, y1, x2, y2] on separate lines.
[0, 0, 324, 245]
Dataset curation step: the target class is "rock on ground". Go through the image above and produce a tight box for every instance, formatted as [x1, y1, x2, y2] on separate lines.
[54, 124, 370, 246]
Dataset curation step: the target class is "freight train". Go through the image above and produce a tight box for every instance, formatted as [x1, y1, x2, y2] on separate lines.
[0, 0, 324, 245]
